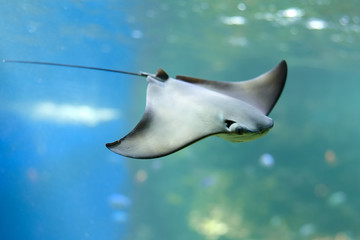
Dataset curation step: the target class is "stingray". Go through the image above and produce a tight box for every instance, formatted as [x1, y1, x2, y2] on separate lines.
[4, 59, 287, 159]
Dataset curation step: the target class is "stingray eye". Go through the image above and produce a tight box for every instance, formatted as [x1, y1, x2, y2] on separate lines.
[225, 120, 236, 128]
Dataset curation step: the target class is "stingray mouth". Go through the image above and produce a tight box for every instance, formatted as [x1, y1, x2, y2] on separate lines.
[224, 119, 273, 136]
[234, 127, 271, 136]
[224, 118, 274, 142]
[234, 127, 254, 135]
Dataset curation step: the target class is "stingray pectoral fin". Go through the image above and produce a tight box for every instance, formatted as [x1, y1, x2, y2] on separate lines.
[106, 77, 219, 159]
[176, 61, 287, 115]
[237, 60, 287, 115]
[106, 110, 212, 159]
[105, 112, 163, 159]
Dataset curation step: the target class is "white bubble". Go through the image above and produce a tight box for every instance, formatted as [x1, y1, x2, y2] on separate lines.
[339, 16, 350, 26]
[221, 16, 247, 25]
[200, 175, 217, 187]
[306, 18, 328, 30]
[108, 193, 132, 208]
[112, 211, 128, 223]
[278, 8, 304, 18]
[131, 30, 143, 39]
[32, 102, 119, 127]
[237, 3, 246, 11]
[328, 191, 346, 207]
[259, 153, 275, 167]
[299, 223, 315, 236]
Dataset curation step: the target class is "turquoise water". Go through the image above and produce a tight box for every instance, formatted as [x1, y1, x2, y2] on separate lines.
[1, 1, 360, 240]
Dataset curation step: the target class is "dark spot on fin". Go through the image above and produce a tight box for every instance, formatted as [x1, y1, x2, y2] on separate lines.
[156, 68, 169, 81]
[106, 139, 121, 148]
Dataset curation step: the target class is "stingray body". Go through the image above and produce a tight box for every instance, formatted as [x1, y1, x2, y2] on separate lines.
[106, 61, 287, 159]
[4, 59, 287, 159]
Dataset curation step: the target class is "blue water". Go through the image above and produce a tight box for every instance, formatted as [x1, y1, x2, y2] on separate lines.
[1, 1, 360, 240]
[0, 1, 135, 239]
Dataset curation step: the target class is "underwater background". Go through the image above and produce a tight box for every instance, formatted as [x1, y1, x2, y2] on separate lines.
[1, 0, 360, 240]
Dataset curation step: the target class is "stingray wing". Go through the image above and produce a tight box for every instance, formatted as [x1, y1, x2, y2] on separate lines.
[106, 77, 221, 159]
[176, 60, 287, 115]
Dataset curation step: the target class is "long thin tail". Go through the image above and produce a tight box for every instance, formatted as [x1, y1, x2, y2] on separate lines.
[3, 59, 148, 77]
